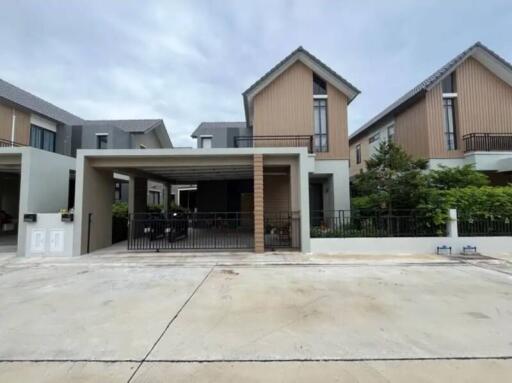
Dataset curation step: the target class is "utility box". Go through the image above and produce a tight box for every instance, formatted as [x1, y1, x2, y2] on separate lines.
[25, 214, 74, 257]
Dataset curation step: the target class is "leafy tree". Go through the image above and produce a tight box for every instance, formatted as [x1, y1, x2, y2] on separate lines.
[427, 164, 489, 190]
[351, 141, 428, 211]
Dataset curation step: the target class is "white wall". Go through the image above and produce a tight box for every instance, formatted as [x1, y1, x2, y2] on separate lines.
[311, 237, 512, 257]
[17, 148, 75, 256]
[313, 159, 350, 211]
[24, 213, 74, 257]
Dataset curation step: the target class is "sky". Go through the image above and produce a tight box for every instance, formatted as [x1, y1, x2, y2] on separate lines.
[0, 0, 511, 147]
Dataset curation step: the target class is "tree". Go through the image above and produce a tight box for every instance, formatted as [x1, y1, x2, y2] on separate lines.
[427, 164, 490, 190]
[351, 141, 428, 211]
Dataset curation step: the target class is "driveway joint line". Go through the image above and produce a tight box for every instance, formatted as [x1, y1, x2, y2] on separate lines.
[126, 265, 215, 383]
[2, 355, 512, 364]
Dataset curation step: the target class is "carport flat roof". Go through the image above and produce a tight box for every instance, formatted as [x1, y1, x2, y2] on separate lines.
[79, 147, 309, 183]
[77, 147, 310, 158]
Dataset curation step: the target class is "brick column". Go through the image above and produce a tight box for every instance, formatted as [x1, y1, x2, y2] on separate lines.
[253, 154, 264, 253]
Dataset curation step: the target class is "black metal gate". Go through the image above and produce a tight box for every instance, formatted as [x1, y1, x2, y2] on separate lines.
[127, 212, 254, 251]
[264, 211, 301, 250]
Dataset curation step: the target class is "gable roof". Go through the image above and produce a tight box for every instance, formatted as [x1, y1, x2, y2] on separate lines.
[85, 119, 172, 148]
[243, 46, 360, 125]
[0, 78, 83, 125]
[350, 41, 512, 142]
[191, 121, 247, 138]
[84, 119, 164, 133]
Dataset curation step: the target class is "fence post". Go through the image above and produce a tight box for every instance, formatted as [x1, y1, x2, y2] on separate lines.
[447, 208, 458, 238]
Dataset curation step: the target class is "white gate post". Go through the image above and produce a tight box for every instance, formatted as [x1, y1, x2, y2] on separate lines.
[447, 208, 458, 238]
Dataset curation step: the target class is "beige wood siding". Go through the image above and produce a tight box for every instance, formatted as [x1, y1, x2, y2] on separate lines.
[0, 102, 30, 145]
[318, 83, 349, 160]
[427, 57, 512, 158]
[395, 97, 430, 158]
[252, 60, 349, 160]
[0, 103, 11, 141]
[253, 61, 313, 137]
[264, 173, 290, 212]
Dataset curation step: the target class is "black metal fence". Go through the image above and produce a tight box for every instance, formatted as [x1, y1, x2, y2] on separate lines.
[310, 210, 446, 238]
[458, 215, 512, 237]
[0, 138, 24, 148]
[234, 135, 313, 153]
[264, 211, 301, 250]
[463, 133, 512, 153]
[127, 212, 254, 250]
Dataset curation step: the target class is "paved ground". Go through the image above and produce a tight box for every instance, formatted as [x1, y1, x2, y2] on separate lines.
[0, 252, 511, 382]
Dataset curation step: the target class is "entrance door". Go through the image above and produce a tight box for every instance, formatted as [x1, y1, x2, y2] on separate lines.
[309, 183, 323, 226]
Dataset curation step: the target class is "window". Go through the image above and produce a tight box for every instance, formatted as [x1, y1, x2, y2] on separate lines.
[200, 136, 212, 149]
[114, 182, 123, 201]
[314, 98, 328, 152]
[442, 73, 455, 94]
[96, 134, 108, 149]
[355, 144, 361, 164]
[313, 73, 327, 95]
[369, 132, 380, 143]
[30, 125, 56, 152]
[443, 97, 457, 150]
[387, 124, 395, 142]
[148, 191, 160, 205]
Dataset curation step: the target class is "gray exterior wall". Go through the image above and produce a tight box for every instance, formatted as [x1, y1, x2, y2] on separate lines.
[131, 130, 162, 148]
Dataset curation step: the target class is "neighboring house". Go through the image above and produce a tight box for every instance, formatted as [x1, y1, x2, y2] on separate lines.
[349, 42, 512, 185]
[73, 46, 360, 255]
[0, 78, 172, 256]
[191, 122, 251, 148]
[0, 78, 173, 206]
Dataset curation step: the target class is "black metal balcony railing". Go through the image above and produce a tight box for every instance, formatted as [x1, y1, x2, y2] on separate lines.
[463, 133, 512, 153]
[234, 135, 313, 153]
[0, 138, 25, 148]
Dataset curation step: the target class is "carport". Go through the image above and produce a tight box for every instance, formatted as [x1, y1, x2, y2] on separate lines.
[73, 148, 313, 256]
[0, 152, 21, 253]
[0, 147, 75, 256]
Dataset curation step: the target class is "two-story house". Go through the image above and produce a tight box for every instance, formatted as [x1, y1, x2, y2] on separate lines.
[72, 46, 360, 255]
[0, 78, 172, 255]
[349, 42, 512, 185]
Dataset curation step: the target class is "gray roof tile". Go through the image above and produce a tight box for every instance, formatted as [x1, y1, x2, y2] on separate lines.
[84, 119, 163, 133]
[0, 78, 83, 125]
[191, 121, 247, 137]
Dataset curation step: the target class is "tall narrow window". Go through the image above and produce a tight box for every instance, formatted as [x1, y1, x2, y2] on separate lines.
[314, 98, 328, 152]
[96, 134, 108, 149]
[387, 124, 395, 142]
[313, 74, 327, 95]
[443, 98, 457, 150]
[355, 144, 361, 164]
[30, 125, 56, 152]
[442, 72, 457, 150]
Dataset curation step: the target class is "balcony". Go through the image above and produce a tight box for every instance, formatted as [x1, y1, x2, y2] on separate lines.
[463, 133, 512, 153]
[234, 135, 313, 153]
[0, 139, 25, 148]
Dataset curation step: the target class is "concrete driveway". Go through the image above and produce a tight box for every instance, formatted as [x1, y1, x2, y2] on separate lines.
[0, 253, 511, 382]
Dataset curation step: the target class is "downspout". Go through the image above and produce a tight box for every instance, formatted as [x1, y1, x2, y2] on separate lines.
[10, 108, 16, 146]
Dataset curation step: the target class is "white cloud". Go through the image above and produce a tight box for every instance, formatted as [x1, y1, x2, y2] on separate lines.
[0, 0, 511, 146]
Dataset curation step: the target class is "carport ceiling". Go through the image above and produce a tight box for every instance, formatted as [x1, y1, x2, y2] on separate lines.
[136, 165, 254, 182]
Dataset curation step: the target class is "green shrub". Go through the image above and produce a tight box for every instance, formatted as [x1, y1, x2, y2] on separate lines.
[112, 201, 128, 218]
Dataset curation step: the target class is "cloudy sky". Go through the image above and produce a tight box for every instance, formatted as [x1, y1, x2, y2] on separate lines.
[1, 0, 511, 146]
